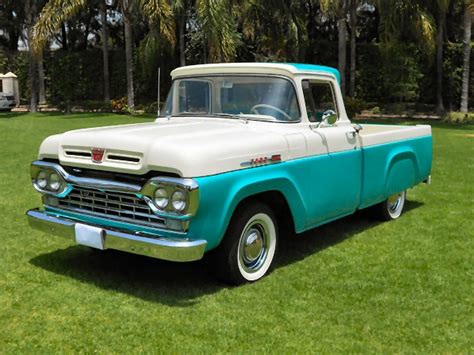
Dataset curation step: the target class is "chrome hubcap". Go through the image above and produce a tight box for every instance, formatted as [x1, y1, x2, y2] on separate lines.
[238, 220, 270, 273]
[388, 193, 402, 212]
[243, 228, 264, 263]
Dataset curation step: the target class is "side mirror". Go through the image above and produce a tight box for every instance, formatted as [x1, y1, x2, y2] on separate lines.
[321, 109, 337, 125]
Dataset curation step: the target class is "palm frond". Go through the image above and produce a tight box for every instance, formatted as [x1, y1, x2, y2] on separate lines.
[139, 0, 175, 44]
[377, 0, 435, 53]
[32, 0, 87, 54]
[196, 0, 241, 62]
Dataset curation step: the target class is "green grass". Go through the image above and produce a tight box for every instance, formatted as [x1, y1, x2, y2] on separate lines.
[0, 112, 472, 352]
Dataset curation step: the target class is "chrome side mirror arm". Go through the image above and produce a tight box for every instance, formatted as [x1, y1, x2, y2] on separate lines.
[319, 109, 337, 127]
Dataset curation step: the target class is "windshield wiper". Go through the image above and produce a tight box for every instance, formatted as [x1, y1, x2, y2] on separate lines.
[211, 113, 249, 123]
[166, 112, 249, 123]
[170, 112, 203, 117]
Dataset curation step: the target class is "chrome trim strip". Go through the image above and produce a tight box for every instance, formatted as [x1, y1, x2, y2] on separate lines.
[26, 209, 207, 262]
[147, 176, 199, 191]
[51, 205, 166, 229]
[31, 160, 201, 221]
[141, 177, 200, 218]
[31, 161, 142, 193]
[142, 196, 194, 221]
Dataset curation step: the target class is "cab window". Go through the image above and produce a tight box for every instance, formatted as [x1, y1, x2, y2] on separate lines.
[302, 80, 337, 122]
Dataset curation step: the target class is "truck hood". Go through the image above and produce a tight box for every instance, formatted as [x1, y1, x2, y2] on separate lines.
[39, 117, 303, 177]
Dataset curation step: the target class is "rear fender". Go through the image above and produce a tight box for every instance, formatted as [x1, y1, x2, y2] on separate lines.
[384, 148, 420, 196]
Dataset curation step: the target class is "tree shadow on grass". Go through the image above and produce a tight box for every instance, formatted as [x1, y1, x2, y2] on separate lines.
[0, 111, 29, 119]
[29, 200, 423, 307]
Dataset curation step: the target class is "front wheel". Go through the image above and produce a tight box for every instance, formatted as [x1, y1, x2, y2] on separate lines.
[212, 202, 278, 285]
[375, 190, 406, 220]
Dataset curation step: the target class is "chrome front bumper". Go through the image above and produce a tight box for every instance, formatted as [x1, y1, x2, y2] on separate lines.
[26, 209, 207, 262]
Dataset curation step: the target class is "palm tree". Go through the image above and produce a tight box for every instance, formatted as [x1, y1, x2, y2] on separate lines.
[196, 0, 240, 62]
[460, 0, 472, 113]
[100, 0, 110, 102]
[33, 0, 111, 104]
[118, 0, 174, 109]
[120, 0, 135, 109]
[238, 0, 308, 62]
[349, 0, 357, 97]
[377, 0, 435, 50]
[33, 0, 174, 110]
[38, 52, 47, 104]
[25, 0, 40, 112]
[172, 0, 187, 66]
[32, 0, 88, 108]
[320, 0, 350, 96]
[429, 0, 452, 114]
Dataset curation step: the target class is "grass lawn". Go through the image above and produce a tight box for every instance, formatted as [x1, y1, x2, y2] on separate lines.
[0, 112, 472, 352]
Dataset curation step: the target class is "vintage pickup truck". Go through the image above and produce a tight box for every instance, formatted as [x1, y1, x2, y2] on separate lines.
[27, 63, 432, 284]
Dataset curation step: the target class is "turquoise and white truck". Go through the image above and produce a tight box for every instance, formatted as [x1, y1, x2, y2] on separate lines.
[27, 63, 433, 284]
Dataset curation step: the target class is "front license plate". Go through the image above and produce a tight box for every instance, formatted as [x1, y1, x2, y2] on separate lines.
[75, 223, 105, 250]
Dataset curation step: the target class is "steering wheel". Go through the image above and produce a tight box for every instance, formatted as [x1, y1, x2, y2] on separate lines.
[250, 104, 293, 121]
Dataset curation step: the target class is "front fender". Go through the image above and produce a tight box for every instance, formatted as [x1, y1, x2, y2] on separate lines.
[189, 164, 307, 250]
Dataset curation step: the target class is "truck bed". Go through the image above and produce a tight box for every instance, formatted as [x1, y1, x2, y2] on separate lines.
[359, 124, 432, 147]
[357, 123, 432, 209]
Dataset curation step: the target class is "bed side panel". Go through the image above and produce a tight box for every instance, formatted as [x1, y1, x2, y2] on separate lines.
[359, 135, 432, 209]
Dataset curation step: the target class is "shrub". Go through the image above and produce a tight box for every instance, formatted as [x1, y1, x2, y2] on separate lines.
[443, 111, 474, 124]
[371, 106, 381, 115]
[77, 100, 112, 112]
[111, 97, 128, 113]
[145, 102, 159, 114]
[344, 97, 368, 119]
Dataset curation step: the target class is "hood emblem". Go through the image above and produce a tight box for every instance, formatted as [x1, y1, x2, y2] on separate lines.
[91, 148, 105, 163]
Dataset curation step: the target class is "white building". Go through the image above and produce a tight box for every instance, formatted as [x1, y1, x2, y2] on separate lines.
[0, 72, 19, 105]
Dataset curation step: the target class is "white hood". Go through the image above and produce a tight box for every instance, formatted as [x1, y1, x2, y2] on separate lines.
[39, 117, 301, 177]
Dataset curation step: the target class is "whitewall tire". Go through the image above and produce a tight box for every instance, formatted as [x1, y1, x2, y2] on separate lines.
[376, 190, 406, 220]
[212, 202, 278, 285]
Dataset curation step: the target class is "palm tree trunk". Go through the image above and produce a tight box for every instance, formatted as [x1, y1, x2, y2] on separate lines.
[61, 23, 68, 50]
[337, 17, 347, 96]
[123, 12, 135, 110]
[460, 2, 471, 113]
[100, 0, 110, 102]
[203, 34, 207, 64]
[38, 52, 46, 104]
[179, 14, 186, 66]
[28, 49, 39, 112]
[436, 15, 445, 114]
[349, 0, 356, 97]
[25, 0, 38, 112]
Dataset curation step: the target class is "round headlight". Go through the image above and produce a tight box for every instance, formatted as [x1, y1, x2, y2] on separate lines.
[36, 170, 48, 189]
[48, 173, 62, 191]
[171, 190, 187, 212]
[154, 188, 168, 209]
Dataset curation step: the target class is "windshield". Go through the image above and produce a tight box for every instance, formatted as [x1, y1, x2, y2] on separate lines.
[161, 75, 301, 122]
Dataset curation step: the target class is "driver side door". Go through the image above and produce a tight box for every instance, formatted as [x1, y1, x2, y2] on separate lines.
[301, 79, 362, 226]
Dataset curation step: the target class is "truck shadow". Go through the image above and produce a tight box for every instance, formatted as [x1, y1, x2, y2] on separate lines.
[277, 200, 423, 267]
[29, 200, 423, 307]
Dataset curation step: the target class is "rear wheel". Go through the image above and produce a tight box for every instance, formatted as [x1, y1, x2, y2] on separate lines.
[375, 190, 406, 220]
[212, 202, 278, 285]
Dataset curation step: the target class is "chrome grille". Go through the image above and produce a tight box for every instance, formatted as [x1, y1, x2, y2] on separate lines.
[57, 186, 165, 228]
